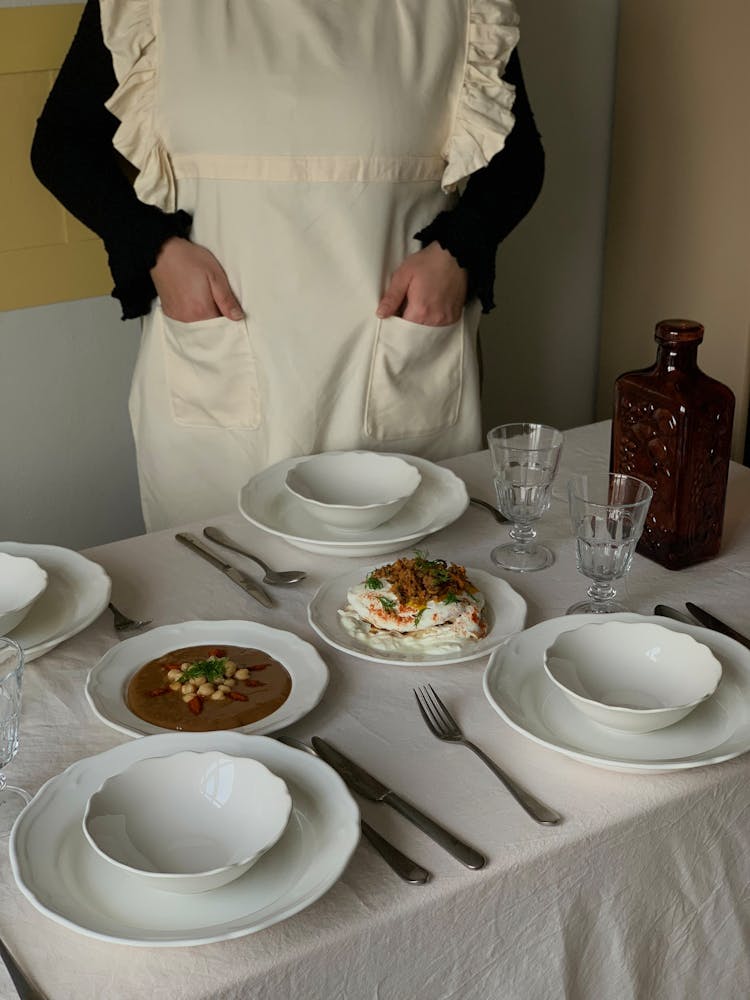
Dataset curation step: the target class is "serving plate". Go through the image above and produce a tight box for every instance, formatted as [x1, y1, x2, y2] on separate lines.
[10, 733, 360, 946]
[308, 566, 526, 666]
[86, 620, 329, 738]
[238, 453, 469, 557]
[484, 613, 750, 772]
[0, 542, 111, 662]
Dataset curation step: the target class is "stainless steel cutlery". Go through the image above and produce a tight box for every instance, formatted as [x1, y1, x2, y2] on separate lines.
[279, 736, 430, 884]
[414, 685, 561, 826]
[312, 736, 486, 869]
[655, 602, 750, 651]
[175, 532, 273, 608]
[202, 526, 306, 585]
[108, 602, 152, 633]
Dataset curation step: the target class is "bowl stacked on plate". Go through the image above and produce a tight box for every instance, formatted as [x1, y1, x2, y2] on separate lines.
[83, 750, 293, 893]
[543, 621, 722, 734]
[284, 451, 422, 531]
[238, 451, 469, 558]
[0, 552, 48, 635]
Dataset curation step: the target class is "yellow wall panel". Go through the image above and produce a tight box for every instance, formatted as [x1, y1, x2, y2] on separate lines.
[0, 4, 84, 74]
[0, 3, 111, 312]
[0, 243, 111, 313]
[0, 70, 66, 253]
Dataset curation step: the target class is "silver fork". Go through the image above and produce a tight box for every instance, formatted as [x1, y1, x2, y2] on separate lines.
[414, 685, 561, 826]
[108, 602, 152, 633]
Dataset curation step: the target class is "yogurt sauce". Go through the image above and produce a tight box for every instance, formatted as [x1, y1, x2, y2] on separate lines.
[337, 609, 480, 656]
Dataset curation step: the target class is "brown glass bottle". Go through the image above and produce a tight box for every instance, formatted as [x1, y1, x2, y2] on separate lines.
[610, 319, 735, 569]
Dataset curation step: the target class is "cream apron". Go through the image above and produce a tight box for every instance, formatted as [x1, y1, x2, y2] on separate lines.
[101, 0, 519, 530]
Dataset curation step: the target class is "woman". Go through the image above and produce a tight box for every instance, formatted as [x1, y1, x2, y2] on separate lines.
[32, 0, 544, 531]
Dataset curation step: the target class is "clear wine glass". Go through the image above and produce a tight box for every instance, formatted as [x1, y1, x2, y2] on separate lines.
[567, 473, 653, 614]
[487, 423, 564, 572]
[0, 637, 29, 835]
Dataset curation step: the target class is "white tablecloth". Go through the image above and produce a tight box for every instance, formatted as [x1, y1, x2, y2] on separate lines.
[2, 422, 750, 1000]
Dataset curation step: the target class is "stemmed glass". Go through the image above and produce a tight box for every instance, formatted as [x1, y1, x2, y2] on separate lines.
[487, 423, 564, 572]
[0, 637, 29, 834]
[567, 473, 653, 614]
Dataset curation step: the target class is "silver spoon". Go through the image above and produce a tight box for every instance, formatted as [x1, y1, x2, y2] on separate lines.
[203, 526, 307, 585]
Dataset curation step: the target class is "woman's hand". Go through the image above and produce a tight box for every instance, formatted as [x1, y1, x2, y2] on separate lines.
[150, 237, 244, 322]
[376, 241, 468, 325]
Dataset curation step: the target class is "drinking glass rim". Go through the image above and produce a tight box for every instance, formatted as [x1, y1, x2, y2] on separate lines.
[567, 474, 653, 509]
[487, 423, 564, 451]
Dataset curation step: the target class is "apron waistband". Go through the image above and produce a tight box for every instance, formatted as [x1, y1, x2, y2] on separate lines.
[171, 153, 446, 184]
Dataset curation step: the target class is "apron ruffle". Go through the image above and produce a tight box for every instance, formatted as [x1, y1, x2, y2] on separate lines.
[441, 0, 520, 192]
[100, 0, 176, 211]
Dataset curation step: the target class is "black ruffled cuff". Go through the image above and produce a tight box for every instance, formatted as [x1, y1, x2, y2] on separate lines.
[107, 207, 193, 320]
[414, 209, 497, 314]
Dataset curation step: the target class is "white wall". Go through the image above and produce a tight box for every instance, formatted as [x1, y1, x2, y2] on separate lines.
[0, 298, 145, 547]
[480, 0, 620, 435]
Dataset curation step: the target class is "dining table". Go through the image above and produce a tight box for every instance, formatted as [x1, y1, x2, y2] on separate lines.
[2, 420, 750, 1000]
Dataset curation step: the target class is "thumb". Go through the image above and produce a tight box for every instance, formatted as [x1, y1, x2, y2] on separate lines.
[208, 269, 244, 321]
[377, 268, 411, 318]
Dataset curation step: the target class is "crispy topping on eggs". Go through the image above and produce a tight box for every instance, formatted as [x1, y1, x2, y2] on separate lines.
[344, 554, 488, 640]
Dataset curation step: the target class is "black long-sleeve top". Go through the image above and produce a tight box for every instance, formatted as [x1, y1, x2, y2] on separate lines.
[31, 0, 544, 320]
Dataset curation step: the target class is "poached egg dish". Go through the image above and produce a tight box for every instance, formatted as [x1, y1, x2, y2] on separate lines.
[341, 554, 488, 645]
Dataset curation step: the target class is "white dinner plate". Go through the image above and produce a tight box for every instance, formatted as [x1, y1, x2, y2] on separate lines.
[0, 542, 111, 662]
[308, 566, 527, 666]
[86, 620, 329, 738]
[483, 613, 750, 772]
[10, 732, 360, 946]
[238, 453, 469, 557]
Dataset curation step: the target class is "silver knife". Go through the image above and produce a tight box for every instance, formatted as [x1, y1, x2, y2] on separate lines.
[175, 532, 273, 608]
[311, 737, 486, 870]
[653, 604, 698, 627]
[685, 603, 750, 651]
[278, 736, 430, 884]
[0, 934, 45, 1000]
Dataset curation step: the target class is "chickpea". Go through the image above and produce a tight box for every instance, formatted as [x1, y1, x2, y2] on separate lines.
[192, 675, 206, 687]
[234, 668, 250, 680]
[169, 681, 182, 692]
[181, 662, 191, 670]
[218, 684, 231, 693]
[198, 683, 215, 697]
[223, 677, 236, 687]
[181, 682, 196, 695]
[167, 668, 182, 681]
[224, 662, 237, 677]
[182, 693, 196, 703]
[210, 690, 226, 701]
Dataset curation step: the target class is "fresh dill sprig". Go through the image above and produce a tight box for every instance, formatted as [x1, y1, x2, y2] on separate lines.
[378, 595, 397, 613]
[178, 657, 228, 683]
[365, 574, 384, 590]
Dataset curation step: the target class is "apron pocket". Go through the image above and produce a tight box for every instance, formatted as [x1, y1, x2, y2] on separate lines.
[160, 311, 261, 430]
[364, 314, 464, 441]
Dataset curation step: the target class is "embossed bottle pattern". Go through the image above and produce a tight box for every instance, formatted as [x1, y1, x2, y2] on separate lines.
[610, 319, 735, 569]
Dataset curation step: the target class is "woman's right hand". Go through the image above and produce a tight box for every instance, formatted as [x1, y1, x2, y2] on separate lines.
[150, 237, 244, 322]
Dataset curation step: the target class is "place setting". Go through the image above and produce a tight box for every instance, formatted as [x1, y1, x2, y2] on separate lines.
[4, 422, 750, 974]
[237, 449, 470, 557]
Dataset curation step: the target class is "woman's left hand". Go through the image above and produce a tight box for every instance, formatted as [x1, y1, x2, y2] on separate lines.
[376, 241, 468, 325]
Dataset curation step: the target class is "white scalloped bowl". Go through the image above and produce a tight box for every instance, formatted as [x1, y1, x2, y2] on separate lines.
[83, 751, 292, 893]
[0, 553, 48, 635]
[285, 451, 422, 531]
[543, 621, 722, 733]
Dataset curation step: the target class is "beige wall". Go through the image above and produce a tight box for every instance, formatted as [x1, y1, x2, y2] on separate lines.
[598, 0, 750, 459]
[481, 0, 619, 435]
